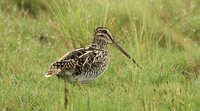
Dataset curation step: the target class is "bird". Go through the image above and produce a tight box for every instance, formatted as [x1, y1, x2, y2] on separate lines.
[45, 27, 140, 83]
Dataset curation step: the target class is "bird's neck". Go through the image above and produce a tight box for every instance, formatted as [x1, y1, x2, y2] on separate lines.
[91, 38, 108, 50]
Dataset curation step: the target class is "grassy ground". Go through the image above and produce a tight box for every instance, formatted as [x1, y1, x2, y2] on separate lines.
[0, 0, 200, 111]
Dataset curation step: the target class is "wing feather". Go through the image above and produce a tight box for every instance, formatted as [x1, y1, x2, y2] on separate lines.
[45, 46, 102, 77]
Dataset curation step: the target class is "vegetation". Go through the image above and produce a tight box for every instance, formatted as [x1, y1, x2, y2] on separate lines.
[0, 0, 200, 110]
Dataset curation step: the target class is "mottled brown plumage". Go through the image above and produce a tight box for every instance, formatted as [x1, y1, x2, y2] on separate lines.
[45, 27, 137, 83]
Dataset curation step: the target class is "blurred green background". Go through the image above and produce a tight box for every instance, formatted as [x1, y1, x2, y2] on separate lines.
[0, 0, 200, 111]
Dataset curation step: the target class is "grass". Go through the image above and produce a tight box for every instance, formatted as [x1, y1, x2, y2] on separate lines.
[0, 0, 200, 110]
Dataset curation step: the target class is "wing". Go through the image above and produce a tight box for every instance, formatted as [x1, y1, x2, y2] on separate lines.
[73, 49, 98, 75]
[45, 47, 97, 77]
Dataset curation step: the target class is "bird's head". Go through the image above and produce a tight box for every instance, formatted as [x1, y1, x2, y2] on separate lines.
[93, 27, 142, 68]
[93, 27, 133, 60]
[93, 27, 114, 44]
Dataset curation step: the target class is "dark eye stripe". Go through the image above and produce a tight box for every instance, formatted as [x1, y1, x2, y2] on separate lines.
[100, 30, 107, 33]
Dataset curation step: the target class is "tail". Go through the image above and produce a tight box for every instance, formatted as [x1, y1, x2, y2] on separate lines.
[45, 59, 74, 78]
[45, 67, 62, 77]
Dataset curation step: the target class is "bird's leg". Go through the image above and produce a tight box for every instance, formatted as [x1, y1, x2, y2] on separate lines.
[64, 74, 69, 110]
[71, 74, 85, 93]
[87, 88, 90, 111]
[75, 79, 86, 93]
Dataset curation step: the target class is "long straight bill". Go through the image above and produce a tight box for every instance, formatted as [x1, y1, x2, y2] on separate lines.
[112, 41, 142, 69]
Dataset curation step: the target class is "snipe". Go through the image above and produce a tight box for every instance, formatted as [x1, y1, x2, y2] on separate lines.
[45, 27, 139, 83]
